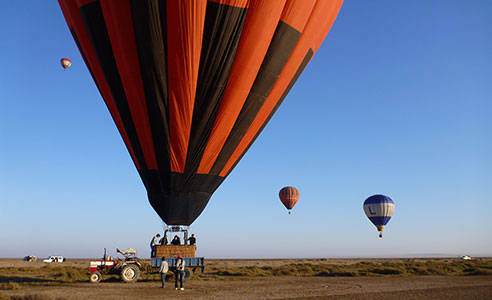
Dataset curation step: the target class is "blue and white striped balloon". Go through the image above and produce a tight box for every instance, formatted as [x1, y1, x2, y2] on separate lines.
[363, 194, 394, 238]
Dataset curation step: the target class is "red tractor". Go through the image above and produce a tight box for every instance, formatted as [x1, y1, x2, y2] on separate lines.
[89, 248, 141, 283]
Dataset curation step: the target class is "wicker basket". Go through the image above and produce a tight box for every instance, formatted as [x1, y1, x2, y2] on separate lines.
[154, 245, 196, 258]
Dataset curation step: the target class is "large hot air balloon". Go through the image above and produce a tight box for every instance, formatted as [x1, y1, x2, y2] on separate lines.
[363, 194, 395, 238]
[279, 186, 299, 214]
[58, 0, 343, 226]
[60, 58, 72, 69]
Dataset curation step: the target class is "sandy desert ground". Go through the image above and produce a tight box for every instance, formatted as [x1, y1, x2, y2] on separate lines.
[1, 258, 491, 300]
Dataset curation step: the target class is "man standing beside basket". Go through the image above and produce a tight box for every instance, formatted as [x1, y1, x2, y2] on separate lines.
[159, 257, 168, 288]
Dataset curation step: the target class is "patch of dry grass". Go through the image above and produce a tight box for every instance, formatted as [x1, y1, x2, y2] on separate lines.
[0, 259, 490, 286]
[0, 293, 10, 300]
[10, 295, 67, 300]
[463, 267, 492, 276]
[0, 282, 20, 291]
[199, 259, 492, 278]
[0, 265, 87, 285]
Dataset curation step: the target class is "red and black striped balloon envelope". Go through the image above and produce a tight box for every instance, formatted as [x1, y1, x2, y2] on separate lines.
[279, 186, 300, 211]
[58, 0, 342, 225]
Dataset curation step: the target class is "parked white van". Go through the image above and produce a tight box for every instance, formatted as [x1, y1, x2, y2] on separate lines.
[42, 256, 65, 263]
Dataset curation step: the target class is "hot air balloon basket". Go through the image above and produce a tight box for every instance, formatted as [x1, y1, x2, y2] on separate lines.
[154, 245, 196, 258]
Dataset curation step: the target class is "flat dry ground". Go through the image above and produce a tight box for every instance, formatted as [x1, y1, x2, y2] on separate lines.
[1, 258, 491, 300]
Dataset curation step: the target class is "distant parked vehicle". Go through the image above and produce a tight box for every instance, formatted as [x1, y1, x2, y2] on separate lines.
[43, 256, 65, 263]
[461, 255, 472, 260]
[23, 255, 37, 262]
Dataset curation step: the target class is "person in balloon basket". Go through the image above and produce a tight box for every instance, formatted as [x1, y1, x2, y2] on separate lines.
[159, 257, 168, 288]
[150, 233, 160, 257]
[171, 235, 181, 245]
[175, 255, 185, 290]
[187, 234, 196, 246]
[159, 233, 168, 245]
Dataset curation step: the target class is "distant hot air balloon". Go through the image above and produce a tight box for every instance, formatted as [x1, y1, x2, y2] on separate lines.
[279, 186, 299, 214]
[363, 194, 394, 238]
[60, 58, 71, 69]
[58, 0, 343, 226]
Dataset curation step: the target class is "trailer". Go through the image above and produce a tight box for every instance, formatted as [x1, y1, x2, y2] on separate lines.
[151, 257, 204, 281]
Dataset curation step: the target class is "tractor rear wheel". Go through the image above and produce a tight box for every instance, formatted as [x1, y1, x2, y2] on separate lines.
[121, 264, 140, 283]
[183, 268, 192, 281]
[89, 271, 102, 283]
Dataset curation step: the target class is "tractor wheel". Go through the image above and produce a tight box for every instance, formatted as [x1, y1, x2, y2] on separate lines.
[183, 268, 193, 281]
[89, 271, 102, 283]
[121, 264, 140, 283]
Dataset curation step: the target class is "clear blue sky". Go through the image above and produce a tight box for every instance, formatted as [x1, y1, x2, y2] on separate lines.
[1, 1, 491, 259]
